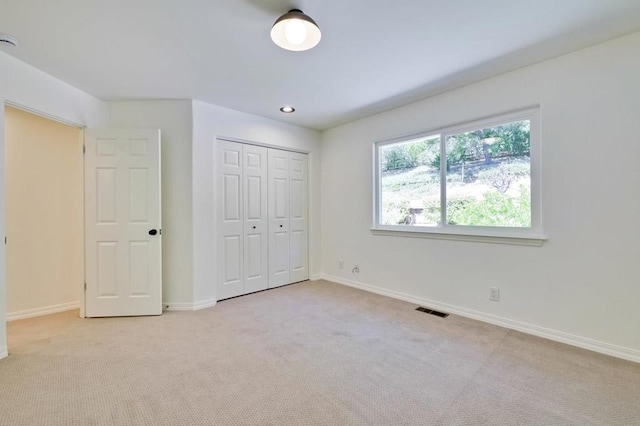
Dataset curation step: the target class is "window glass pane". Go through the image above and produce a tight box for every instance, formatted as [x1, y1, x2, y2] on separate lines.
[445, 120, 531, 227]
[379, 135, 441, 226]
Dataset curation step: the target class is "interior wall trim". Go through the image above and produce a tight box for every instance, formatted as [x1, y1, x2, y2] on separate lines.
[6, 301, 80, 322]
[216, 136, 310, 154]
[193, 298, 218, 311]
[164, 298, 217, 312]
[321, 274, 640, 364]
[0, 345, 7, 360]
[4, 100, 84, 128]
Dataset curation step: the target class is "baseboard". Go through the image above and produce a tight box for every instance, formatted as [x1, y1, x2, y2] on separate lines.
[310, 274, 322, 281]
[193, 298, 217, 311]
[165, 298, 217, 312]
[321, 274, 640, 363]
[164, 302, 194, 311]
[0, 345, 7, 360]
[7, 301, 80, 322]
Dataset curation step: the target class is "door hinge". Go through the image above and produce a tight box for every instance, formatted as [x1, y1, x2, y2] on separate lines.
[84, 282, 87, 291]
[4, 237, 6, 245]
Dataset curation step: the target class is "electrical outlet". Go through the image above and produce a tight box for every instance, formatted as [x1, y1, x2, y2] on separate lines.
[352, 265, 360, 274]
[338, 259, 344, 269]
[490, 287, 500, 302]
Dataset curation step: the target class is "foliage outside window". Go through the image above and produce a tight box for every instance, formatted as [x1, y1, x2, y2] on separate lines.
[375, 109, 540, 238]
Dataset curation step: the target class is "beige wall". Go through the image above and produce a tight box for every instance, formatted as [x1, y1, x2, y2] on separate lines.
[5, 106, 83, 316]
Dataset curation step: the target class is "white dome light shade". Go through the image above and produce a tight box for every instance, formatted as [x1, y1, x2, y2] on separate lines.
[284, 20, 307, 46]
[271, 9, 321, 51]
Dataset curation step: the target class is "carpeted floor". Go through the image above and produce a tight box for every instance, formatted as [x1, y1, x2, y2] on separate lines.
[1, 280, 639, 425]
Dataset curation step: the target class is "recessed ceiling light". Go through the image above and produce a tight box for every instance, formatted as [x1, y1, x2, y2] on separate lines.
[271, 9, 321, 52]
[280, 106, 295, 113]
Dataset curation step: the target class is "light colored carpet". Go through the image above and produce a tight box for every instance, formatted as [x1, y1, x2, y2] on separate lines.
[0, 280, 639, 426]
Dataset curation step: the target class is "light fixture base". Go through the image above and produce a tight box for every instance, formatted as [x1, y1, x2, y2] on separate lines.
[0, 33, 19, 47]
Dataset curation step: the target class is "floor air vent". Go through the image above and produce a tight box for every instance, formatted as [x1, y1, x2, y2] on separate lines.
[416, 307, 449, 318]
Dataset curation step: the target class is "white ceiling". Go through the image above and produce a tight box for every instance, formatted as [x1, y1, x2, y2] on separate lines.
[1, 0, 640, 130]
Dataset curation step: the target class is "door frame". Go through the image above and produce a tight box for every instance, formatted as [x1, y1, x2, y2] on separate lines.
[3, 101, 87, 319]
[216, 136, 310, 156]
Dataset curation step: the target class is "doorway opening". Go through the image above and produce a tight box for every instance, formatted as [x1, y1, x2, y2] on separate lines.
[4, 105, 84, 329]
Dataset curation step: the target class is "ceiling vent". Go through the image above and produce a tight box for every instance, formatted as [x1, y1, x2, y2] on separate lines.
[0, 34, 18, 47]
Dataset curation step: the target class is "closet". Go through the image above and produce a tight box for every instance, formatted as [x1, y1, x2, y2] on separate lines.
[216, 140, 308, 300]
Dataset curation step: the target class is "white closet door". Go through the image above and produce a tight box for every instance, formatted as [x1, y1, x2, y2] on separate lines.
[289, 152, 309, 283]
[217, 141, 244, 300]
[268, 148, 290, 288]
[243, 144, 269, 293]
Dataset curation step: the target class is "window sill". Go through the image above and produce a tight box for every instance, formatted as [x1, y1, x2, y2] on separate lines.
[370, 227, 546, 247]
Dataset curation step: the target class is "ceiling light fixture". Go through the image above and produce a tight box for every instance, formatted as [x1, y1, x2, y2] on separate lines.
[280, 106, 295, 113]
[271, 9, 321, 51]
[0, 33, 19, 48]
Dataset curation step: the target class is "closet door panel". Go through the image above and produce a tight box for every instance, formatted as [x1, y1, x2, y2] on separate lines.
[289, 152, 309, 283]
[223, 235, 242, 283]
[218, 143, 308, 299]
[216, 141, 244, 300]
[243, 144, 268, 293]
[268, 148, 290, 288]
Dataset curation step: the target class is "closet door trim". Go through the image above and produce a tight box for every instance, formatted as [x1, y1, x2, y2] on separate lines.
[216, 136, 310, 155]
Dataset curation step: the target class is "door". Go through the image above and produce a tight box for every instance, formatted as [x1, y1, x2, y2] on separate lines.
[84, 129, 162, 317]
[289, 152, 309, 283]
[217, 141, 244, 300]
[243, 144, 269, 293]
[268, 148, 290, 288]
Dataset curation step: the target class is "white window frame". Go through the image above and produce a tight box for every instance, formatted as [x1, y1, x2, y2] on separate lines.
[372, 107, 544, 246]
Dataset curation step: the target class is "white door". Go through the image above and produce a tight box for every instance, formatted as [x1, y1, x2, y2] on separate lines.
[84, 129, 162, 317]
[268, 148, 290, 288]
[243, 144, 269, 293]
[217, 141, 244, 300]
[289, 152, 309, 283]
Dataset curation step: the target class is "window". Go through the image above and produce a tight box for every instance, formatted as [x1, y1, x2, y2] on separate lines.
[374, 108, 542, 242]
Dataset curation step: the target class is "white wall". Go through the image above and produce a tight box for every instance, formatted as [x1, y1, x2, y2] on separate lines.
[0, 51, 108, 359]
[1, 28, 633, 364]
[321, 33, 640, 360]
[192, 101, 322, 304]
[5, 106, 83, 318]
[107, 100, 321, 308]
[108, 100, 194, 306]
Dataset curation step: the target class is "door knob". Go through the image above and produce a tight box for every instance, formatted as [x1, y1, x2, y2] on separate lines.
[252, 226, 256, 229]
[149, 229, 158, 236]
[279, 225, 283, 228]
